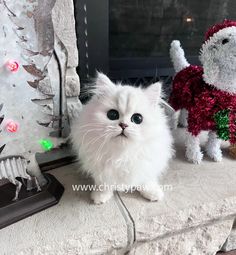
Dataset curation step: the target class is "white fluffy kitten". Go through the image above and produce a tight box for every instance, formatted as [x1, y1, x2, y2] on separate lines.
[71, 73, 173, 204]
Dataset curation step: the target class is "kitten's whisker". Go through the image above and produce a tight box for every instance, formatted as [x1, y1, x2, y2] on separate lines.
[105, 128, 117, 133]
[81, 128, 104, 147]
[96, 133, 111, 159]
[95, 133, 111, 163]
[126, 129, 139, 136]
[87, 133, 108, 147]
[78, 123, 104, 130]
[86, 131, 110, 147]
[79, 127, 103, 134]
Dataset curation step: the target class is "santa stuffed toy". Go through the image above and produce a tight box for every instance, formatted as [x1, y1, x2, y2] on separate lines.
[169, 20, 236, 164]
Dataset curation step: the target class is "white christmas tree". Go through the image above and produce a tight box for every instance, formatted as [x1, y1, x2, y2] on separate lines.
[0, 0, 60, 186]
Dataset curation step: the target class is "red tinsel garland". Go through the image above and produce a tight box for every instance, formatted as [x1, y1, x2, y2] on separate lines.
[229, 111, 236, 144]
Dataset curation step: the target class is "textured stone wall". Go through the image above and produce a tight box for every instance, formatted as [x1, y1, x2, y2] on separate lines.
[52, 0, 81, 117]
[52, 0, 78, 68]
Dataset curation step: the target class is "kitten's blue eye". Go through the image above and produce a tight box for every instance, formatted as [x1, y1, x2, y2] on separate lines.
[107, 109, 119, 120]
[131, 113, 143, 124]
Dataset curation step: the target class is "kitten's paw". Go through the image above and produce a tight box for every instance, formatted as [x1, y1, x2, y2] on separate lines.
[140, 184, 164, 202]
[186, 148, 203, 164]
[91, 190, 113, 204]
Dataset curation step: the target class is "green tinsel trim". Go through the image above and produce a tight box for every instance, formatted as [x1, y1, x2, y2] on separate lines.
[217, 128, 230, 141]
[214, 109, 230, 141]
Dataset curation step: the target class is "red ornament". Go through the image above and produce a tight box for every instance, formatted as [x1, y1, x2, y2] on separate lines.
[6, 60, 19, 72]
[5, 120, 19, 133]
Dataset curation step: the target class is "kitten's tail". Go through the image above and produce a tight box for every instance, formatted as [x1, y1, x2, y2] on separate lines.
[170, 40, 190, 73]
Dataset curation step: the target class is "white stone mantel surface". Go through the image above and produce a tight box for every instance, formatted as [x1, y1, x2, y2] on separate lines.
[0, 128, 236, 254]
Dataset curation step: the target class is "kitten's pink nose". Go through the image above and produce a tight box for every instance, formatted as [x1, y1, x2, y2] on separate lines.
[119, 123, 128, 129]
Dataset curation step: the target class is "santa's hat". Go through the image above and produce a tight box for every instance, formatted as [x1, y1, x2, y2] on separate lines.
[205, 20, 236, 42]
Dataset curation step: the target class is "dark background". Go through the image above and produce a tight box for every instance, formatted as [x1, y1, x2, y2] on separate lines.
[110, 0, 236, 58]
[74, 0, 236, 93]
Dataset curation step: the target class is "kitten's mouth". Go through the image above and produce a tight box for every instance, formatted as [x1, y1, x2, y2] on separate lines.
[117, 131, 128, 138]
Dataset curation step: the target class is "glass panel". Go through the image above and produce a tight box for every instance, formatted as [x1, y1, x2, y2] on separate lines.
[110, 0, 236, 58]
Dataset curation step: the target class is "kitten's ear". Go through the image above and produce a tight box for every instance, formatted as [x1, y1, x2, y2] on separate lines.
[95, 72, 115, 90]
[144, 82, 162, 105]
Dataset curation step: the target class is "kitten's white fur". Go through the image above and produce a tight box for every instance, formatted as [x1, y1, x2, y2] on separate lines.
[71, 73, 173, 204]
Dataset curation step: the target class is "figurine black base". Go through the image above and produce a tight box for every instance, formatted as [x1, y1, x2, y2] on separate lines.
[0, 173, 64, 230]
[36, 143, 77, 172]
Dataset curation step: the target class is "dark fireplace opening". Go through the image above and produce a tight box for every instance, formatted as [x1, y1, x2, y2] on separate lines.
[74, 0, 236, 97]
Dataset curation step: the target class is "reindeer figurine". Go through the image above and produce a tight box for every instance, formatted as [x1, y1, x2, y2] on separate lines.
[0, 156, 41, 201]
